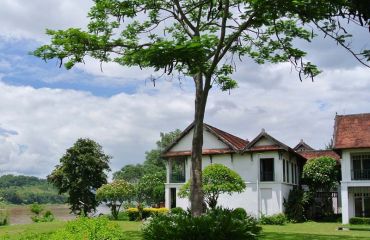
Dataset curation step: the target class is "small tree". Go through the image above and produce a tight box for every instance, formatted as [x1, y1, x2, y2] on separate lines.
[96, 180, 135, 220]
[179, 164, 246, 209]
[136, 172, 166, 207]
[302, 157, 339, 192]
[48, 138, 111, 215]
[302, 156, 339, 217]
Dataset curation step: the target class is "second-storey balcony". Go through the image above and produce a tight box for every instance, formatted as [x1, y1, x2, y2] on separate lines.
[352, 169, 370, 180]
[170, 172, 186, 183]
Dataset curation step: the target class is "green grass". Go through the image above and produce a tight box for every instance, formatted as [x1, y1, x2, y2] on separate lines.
[1, 220, 369, 240]
[261, 222, 370, 240]
[0, 220, 142, 240]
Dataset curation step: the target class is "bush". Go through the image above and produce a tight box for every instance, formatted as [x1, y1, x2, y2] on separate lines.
[0, 209, 8, 226]
[127, 207, 168, 221]
[349, 217, 370, 225]
[31, 209, 55, 223]
[170, 207, 186, 215]
[142, 207, 261, 240]
[259, 213, 287, 225]
[30, 203, 44, 215]
[233, 208, 247, 219]
[51, 217, 124, 240]
[284, 187, 309, 222]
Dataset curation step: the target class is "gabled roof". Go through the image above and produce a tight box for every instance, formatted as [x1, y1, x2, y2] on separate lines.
[244, 129, 291, 152]
[205, 124, 248, 151]
[294, 140, 315, 151]
[162, 122, 248, 157]
[333, 113, 370, 149]
[298, 150, 340, 162]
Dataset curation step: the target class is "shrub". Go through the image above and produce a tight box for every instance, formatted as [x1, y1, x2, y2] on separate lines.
[170, 207, 186, 215]
[51, 217, 124, 240]
[0, 209, 8, 226]
[31, 210, 55, 223]
[284, 187, 309, 222]
[233, 208, 247, 220]
[30, 203, 44, 215]
[127, 207, 168, 221]
[142, 207, 261, 240]
[349, 217, 370, 225]
[259, 213, 287, 225]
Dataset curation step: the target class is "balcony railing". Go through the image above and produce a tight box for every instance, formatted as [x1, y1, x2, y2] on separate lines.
[260, 171, 274, 182]
[170, 172, 186, 183]
[352, 169, 370, 180]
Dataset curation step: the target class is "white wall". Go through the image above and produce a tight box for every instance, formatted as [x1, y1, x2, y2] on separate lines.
[170, 129, 228, 151]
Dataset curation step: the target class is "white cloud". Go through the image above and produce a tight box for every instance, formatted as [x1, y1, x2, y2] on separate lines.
[0, 64, 369, 177]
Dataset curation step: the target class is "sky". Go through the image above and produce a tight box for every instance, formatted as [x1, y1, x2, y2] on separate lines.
[0, 0, 369, 178]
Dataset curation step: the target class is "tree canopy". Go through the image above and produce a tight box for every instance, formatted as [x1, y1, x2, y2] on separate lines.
[137, 172, 166, 206]
[48, 138, 111, 215]
[96, 180, 135, 219]
[302, 156, 339, 192]
[34, 0, 369, 215]
[179, 163, 246, 209]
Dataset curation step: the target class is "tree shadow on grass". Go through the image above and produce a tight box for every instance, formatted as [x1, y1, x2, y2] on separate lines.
[122, 231, 142, 240]
[261, 232, 370, 240]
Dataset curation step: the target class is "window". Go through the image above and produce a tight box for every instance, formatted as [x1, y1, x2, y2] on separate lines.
[286, 160, 290, 183]
[291, 163, 294, 184]
[354, 193, 370, 217]
[351, 153, 370, 180]
[170, 159, 186, 183]
[296, 164, 299, 184]
[260, 158, 274, 181]
[283, 159, 286, 182]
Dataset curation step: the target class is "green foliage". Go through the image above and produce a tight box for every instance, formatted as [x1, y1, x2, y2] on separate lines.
[96, 180, 135, 220]
[170, 207, 186, 215]
[113, 164, 144, 183]
[47, 138, 111, 215]
[0, 209, 8, 226]
[136, 172, 166, 206]
[30, 204, 55, 223]
[51, 217, 124, 240]
[126, 207, 168, 221]
[259, 213, 287, 225]
[113, 130, 181, 183]
[349, 217, 370, 225]
[283, 187, 310, 223]
[233, 208, 248, 220]
[30, 203, 44, 215]
[0, 175, 66, 204]
[142, 207, 261, 240]
[302, 157, 339, 192]
[179, 164, 246, 209]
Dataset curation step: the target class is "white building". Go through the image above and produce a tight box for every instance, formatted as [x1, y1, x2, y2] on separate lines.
[334, 113, 370, 224]
[162, 123, 306, 218]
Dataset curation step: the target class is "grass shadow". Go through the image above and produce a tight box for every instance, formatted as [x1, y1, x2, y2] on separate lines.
[261, 232, 370, 240]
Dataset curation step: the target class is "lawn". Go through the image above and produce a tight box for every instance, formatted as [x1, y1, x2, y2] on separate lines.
[1, 220, 370, 239]
[261, 222, 370, 240]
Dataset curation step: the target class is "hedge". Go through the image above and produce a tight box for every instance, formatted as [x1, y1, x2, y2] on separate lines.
[126, 208, 168, 221]
[349, 217, 370, 225]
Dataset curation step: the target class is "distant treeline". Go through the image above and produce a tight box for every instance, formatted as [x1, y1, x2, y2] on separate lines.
[0, 174, 67, 204]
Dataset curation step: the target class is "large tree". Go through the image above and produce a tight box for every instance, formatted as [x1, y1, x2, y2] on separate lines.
[34, 0, 369, 216]
[113, 129, 181, 182]
[48, 138, 111, 215]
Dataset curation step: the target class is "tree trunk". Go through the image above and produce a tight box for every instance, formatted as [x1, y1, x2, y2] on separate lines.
[190, 73, 210, 216]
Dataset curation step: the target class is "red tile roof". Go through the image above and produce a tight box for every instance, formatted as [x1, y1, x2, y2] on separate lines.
[205, 124, 248, 150]
[298, 150, 340, 162]
[334, 113, 370, 149]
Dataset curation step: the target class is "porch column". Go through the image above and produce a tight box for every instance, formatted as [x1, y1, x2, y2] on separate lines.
[166, 158, 172, 183]
[341, 183, 349, 224]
